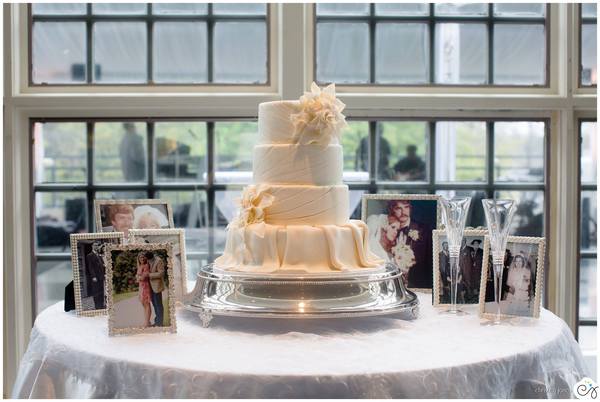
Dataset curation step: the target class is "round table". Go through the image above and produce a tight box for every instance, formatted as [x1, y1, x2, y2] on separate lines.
[12, 294, 588, 398]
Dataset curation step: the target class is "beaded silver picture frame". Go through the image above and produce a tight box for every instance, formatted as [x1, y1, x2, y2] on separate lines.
[105, 242, 177, 336]
[478, 236, 546, 319]
[361, 194, 442, 292]
[94, 199, 174, 239]
[432, 229, 490, 308]
[70, 232, 124, 317]
[128, 228, 188, 304]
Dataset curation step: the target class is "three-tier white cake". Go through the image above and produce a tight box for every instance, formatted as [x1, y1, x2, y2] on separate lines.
[215, 83, 383, 274]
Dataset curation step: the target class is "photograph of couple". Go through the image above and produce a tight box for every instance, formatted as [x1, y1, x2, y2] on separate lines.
[108, 244, 175, 333]
[96, 200, 173, 236]
[365, 196, 438, 289]
[483, 240, 542, 318]
[436, 233, 485, 305]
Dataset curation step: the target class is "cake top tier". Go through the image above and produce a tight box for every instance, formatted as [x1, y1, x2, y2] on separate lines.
[258, 83, 347, 146]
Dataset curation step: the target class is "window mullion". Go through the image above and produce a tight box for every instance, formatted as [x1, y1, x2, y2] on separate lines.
[207, 3, 214, 83]
[147, 3, 153, 84]
[488, 3, 494, 85]
[86, 4, 93, 83]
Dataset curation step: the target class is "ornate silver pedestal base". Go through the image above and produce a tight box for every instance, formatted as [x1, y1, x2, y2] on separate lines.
[184, 263, 419, 326]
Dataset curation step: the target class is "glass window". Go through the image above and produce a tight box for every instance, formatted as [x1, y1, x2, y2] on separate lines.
[94, 122, 148, 183]
[35, 191, 87, 253]
[435, 121, 487, 183]
[341, 121, 369, 182]
[494, 122, 545, 183]
[154, 122, 207, 183]
[377, 122, 429, 182]
[29, 3, 269, 85]
[316, 3, 547, 86]
[580, 4, 597, 87]
[214, 122, 259, 184]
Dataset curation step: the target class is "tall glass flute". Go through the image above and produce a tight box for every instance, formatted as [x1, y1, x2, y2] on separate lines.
[440, 197, 471, 314]
[482, 199, 517, 324]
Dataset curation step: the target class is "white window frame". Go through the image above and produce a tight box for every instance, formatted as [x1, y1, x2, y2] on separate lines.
[3, 3, 596, 395]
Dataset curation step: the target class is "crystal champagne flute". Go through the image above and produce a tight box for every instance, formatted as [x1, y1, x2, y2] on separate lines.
[482, 199, 517, 324]
[440, 197, 471, 314]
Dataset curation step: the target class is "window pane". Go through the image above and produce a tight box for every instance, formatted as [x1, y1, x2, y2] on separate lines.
[581, 121, 598, 183]
[93, 22, 147, 83]
[92, 3, 147, 15]
[581, 191, 597, 252]
[375, 3, 429, 16]
[582, 4, 597, 19]
[581, 24, 597, 86]
[213, 3, 267, 15]
[495, 190, 544, 236]
[33, 122, 87, 184]
[155, 122, 207, 182]
[493, 4, 545, 18]
[342, 121, 369, 182]
[36, 259, 72, 314]
[435, 121, 486, 182]
[213, 22, 267, 83]
[377, 122, 428, 182]
[215, 122, 258, 184]
[316, 3, 370, 16]
[32, 4, 87, 15]
[215, 190, 242, 252]
[579, 258, 597, 320]
[36, 192, 87, 253]
[436, 190, 487, 228]
[435, 23, 487, 84]
[494, 24, 545, 85]
[494, 122, 545, 183]
[375, 23, 429, 84]
[32, 22, 87, 84]
[153, 22, 207, 83]
[156, 191, 209, 253]
[152, 3, 207, 15]
[317, 23, 370, 84]
[94, 122, 147, 183]
[435, 3, 488, 16]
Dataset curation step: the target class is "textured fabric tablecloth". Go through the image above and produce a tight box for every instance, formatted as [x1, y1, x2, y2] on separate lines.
[12, 294, 588, 398]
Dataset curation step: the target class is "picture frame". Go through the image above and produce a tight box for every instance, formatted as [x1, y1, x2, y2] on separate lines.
[128, 228, 188, 304]
[105, 242, 177, 336]
[70, 232, 124, 317]
[432, 229, 490, 307]
[478, 236, 546, 319]
[361, 194, 441, 290]
[94, 199, 174, 238]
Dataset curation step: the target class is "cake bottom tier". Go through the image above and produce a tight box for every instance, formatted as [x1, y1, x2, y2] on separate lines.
[215, 220, 384, 273]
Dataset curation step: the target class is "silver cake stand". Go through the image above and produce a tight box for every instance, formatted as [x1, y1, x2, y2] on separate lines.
[184, 263, 419, 327]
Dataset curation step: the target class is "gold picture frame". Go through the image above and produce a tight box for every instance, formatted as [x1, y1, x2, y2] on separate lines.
[70, 232, 124, 317]
[105, 242, 177, 336]
[478, 236, 546, 319]
[128, 228, 188, 304]
[94, 199, 174, 238]
[432, 229, 490, 308]
[361, 193, 442, 292]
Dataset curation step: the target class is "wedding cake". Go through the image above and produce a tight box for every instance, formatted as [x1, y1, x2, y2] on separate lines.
[215, 83, 384, 274]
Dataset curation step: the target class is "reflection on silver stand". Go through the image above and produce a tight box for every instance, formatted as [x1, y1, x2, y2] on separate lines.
[184, 263, 420, 327]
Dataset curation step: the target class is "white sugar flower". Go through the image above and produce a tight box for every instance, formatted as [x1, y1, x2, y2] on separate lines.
[290, 82, 348, 147]
[229, 185, 275, 230]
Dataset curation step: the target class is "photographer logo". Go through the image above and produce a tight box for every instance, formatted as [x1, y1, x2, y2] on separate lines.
[574, 377, 599, 399]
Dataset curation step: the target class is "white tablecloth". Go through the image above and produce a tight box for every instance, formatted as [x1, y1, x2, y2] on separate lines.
[12, 294, 588, 398]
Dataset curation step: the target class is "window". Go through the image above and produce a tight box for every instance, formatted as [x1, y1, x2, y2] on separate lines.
[578, 119, 597, 378]
[580, 3, 597, 87]
[315, 3, 548, 86]
[31, 117, 547, 313]
[30, 3, 269, 85]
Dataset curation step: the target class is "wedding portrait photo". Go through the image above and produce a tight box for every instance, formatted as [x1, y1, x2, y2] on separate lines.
[128, 229, 188, 303]
[95, 199, 174, 236]
[480, 237, 545, 319]
[105, 243, 176, 335]
[432, 230, 489, 307]
[362, 194, 440, 289]
[70, 232, 124, 316]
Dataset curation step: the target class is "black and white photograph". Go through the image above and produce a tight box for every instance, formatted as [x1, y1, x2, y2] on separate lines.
[70, 232, 124, 316]
[480, 236, 545, 319]
[106, 243, 177, 336]
[128, 229, 188, 303]
[362, 194, 440, 289]
[95, 199, 174, 236]
[433, 229, 489, 307]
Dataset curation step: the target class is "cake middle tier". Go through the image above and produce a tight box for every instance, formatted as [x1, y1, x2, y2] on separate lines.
[253, 144, 343, 186]
[261, 184, 349, 226]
